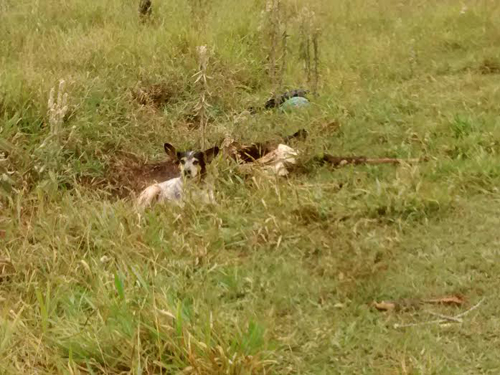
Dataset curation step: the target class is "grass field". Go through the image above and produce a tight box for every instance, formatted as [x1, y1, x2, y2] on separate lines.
[1, 0, 500, 373]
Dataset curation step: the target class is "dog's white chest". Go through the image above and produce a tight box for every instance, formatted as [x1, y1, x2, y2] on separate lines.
[157, 177, 183, 202]
[137, 177, 215, 209]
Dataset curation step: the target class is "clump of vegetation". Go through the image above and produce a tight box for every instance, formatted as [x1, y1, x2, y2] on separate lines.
[1, 0, 500, 373]
[138, 0, 152, 20]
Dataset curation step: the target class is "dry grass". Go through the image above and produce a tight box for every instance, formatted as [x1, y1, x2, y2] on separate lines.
[1, 0, 500, 373]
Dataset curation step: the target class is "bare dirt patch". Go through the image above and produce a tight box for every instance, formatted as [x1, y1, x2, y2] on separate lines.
[82, 152, 179, 198]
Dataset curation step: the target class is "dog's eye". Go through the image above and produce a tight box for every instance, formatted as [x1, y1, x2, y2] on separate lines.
[180, 159, 186, 165]
[192, 160, 199, 165]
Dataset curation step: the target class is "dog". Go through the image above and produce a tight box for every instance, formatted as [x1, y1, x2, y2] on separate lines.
[137, 143, 219, 209]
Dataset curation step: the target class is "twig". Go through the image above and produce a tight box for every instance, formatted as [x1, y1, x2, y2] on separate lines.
[279, 22, 288, 90]
[454, 298, 485, 319]
[312, 28, 320, 96]
[266, 0, 281, 90]
[299, 8, 312, 87]
[425, 311, 463, 323]
[394, 298, 485, 329]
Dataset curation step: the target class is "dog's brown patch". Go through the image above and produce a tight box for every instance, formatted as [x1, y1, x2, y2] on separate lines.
[235, 143, 273, 162]
[222, 129, 308, 163]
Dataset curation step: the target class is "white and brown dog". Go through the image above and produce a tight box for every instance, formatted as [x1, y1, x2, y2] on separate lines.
[137, 143, 219, 209]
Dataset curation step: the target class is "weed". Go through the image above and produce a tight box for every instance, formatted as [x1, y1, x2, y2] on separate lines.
[194, 45, 211, 149]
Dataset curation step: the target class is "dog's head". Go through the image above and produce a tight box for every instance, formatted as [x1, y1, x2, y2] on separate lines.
[164, 143, 219, 179]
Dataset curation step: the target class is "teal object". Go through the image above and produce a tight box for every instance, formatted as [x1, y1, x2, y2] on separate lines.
[280, 96, 310, 112]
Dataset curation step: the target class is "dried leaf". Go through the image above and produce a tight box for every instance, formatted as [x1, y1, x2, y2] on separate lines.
[424, 295, 465, 306]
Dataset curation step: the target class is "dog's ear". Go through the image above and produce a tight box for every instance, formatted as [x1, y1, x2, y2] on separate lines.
[164, 143, 177, 160]
[203, 146, 220, 164]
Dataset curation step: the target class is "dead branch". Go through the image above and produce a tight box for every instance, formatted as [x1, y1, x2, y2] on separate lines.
[454, 298, 485, 319]
[425, 311, 463, 323]
[393, 298, 485, 329]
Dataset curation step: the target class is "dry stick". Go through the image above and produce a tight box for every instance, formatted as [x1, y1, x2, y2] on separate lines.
[425, 311, 463, 323]
[195, 46, 209, 149]
[278, 16, 288, 90]
[199, 90, 207, 150]
[454, 298, 485, 319]
[312, 29, 319, 96]
[305, 34, 311, 87]
[301, 23, 311, 88]
[394, 298, 485, 329]
[269, 0, 281, 91]
[299, 8, 313, 89]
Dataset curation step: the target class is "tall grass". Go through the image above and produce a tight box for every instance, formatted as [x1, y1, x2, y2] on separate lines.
[1, 0, 500, 373]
